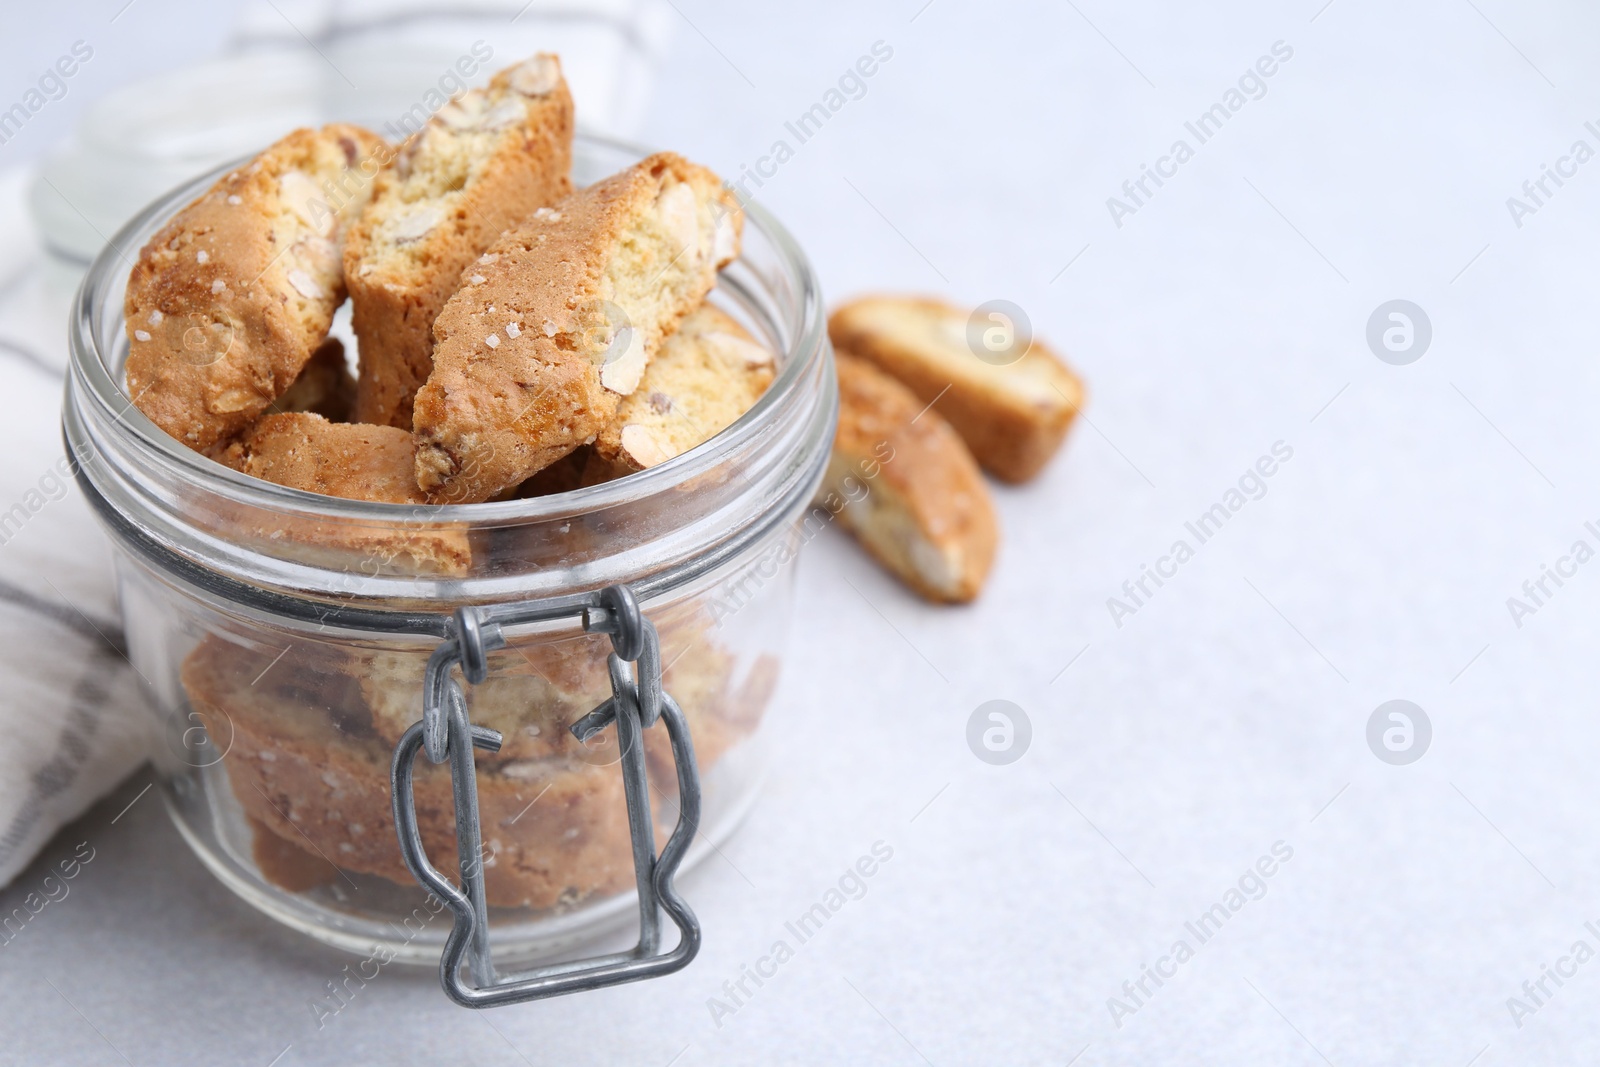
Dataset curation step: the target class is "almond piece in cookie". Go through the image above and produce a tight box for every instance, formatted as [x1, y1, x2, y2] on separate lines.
[221, 412, 469, 574]
[344, 54, 574, 429]
[125, 125, 387, 453]
[264, 337, 354, 421]
[584, 301, 773, 481]
[412, 152, 743, 503]
[823, 354, 998, 603]
[828, 295, 1084, 484]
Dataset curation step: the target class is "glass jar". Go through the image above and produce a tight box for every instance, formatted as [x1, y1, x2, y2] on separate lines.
[62, 135, 835, 974]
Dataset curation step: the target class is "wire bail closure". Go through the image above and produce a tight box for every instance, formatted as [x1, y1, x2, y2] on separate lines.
[390, 583, 702, 1007]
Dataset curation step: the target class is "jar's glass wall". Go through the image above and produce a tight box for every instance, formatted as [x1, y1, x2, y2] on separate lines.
[66, 136, 834, 963]
[120, 524, 798, 962]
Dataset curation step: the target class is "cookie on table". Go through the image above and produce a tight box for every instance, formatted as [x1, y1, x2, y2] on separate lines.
[344, 54, 574, 429]
[823, 354, 998, 603]
[263, 337, 354, 422]
[412, 152, 743, 503]
[219, 412, 470, 574]
[125, 124, 386, 453]
[828, 295, 1084, 484]
[583, 301, 774, 482]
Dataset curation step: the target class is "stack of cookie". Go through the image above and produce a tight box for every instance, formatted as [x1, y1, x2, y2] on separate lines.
[819, 296, 1086, 604]
[124, 52, 772, 516]
[120, 53, 782, 906]
[182, 612, 776, 908]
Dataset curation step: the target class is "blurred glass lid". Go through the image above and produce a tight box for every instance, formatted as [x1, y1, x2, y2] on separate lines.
[32, 0, 674, 264]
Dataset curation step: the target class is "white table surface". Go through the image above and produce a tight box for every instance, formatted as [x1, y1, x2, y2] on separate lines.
[8, 1, 1600, 1063]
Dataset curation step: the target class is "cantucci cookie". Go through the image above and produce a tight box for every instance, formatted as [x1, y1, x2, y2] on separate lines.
[181, 618, 766, 907]
[223, 412, 427, 503]
[181, 635, 638, 910]
[828, 295, 1084, 484]
[412, 152, 743, 503]
[344, 54, 574, 429]
[125, 124, 386, 453]
[352, 624, 738, 766]
[263, 337, 354, 421]
[585, 301, 773, 480]
[824, 354, 998, 603]
[219, 412, 470, 574]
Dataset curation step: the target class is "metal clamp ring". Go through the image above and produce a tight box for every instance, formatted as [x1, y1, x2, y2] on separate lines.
[597, 585, 645, 661]
[453, 606, 497, 685]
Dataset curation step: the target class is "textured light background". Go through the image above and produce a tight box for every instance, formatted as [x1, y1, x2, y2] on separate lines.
[5, 0, 1600, 1063]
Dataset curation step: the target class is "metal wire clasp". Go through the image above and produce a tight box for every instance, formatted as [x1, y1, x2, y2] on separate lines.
[389, 584, 702, 1007]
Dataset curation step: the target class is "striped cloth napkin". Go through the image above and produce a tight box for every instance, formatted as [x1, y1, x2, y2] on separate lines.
[0, 166, 149, 888]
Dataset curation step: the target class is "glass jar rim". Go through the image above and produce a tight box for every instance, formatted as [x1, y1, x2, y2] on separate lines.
[67, 131, 828, 529]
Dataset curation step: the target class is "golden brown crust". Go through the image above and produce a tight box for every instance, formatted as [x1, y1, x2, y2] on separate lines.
[411, 152, 743, 503]
[345, 55, 575, 429]
[828, 295, 1084, 484]
[218, 412, 472, 574]
[825, 354, 998, 603]
[222, 412, 428, 504]
[589, 301, 773, 476]
[125, 124, 387, 453]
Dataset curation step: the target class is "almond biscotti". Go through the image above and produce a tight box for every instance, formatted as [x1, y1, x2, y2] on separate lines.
[354, 626, 738, 767]
[411, 152, 743, 503]
[828, 295, 1084, 484]
[584, 301, 773, 481]
[219, 412, 470, 574]
[183, 634, 639, 909]
[825, 354, 998, 603]
[182, 619, 765, 907]
[222, 412, 427, 503]
[125, 124, 386, 453]
[344, 54, 574, 429]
